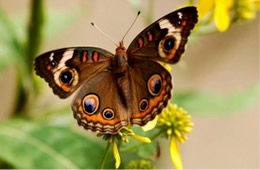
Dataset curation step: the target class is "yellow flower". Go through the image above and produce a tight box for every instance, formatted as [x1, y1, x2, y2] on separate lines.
[197, 0, 234, 32]
[113, 139, 121, 169]
[125, 160, 155, 169]
[197, 0, 259, 32]
[157, 104, 193, 170]
[235, 0, 260, 20]
[103, 128, 151, 169]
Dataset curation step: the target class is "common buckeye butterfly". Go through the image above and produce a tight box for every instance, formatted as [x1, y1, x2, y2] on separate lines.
[34, 7, 198, 134]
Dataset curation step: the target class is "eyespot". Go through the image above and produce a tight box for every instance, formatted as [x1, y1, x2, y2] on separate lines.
[59, 69, 74, 85]
[177, 19, 182, 26]
[102, 108, 115, 120]
[163, 37, 175, 52]
[139, 98, 149, 112]
[147, 74, 162, 96]
[82, 94, 99, 115]
[50, 61, 56, 67]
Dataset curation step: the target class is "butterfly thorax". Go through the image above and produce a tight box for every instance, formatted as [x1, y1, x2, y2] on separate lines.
[113, 41, 129, 74]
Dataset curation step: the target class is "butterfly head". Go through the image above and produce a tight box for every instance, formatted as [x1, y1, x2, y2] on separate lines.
[114, 41, 128, 72]
[116, 41, 126, 53]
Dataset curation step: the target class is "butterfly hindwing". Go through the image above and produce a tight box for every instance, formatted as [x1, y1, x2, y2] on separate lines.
[34, 47, 113, 98]
[128, 60, 172, 126]
[71, 71, 128, 134]
[127, 7, 198, 64]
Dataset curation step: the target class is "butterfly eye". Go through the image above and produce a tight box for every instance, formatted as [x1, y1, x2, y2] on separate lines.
[139, 98, 149, 112]
[163, 37, 175, 52]
[82, 94, 99, 115]
[102, 108, 114, 120]
[147, 74, 162, 96]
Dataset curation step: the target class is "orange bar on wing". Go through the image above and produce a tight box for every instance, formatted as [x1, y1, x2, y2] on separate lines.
[82, 51, 88, 63]
[92, 51, 99, 62]
[147, 31, 153, 41]
[138, 37, 144, 48]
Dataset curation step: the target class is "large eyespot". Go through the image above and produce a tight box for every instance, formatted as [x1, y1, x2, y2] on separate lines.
[163, 37, 175, 52]
[139, 98, 149, 112]
[59, 69, 74, 85]
[82, 94, 99, 115]
[102, 108, 115, 120]
[147, 74, 162, 96]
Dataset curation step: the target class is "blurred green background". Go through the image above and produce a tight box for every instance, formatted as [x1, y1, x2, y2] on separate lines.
[0, 0, 259, 169]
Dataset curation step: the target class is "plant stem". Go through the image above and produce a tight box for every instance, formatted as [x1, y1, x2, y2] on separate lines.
[14, 0, 45, 115]
[99, 142, 111, 169]
[26, 0, 44, 73]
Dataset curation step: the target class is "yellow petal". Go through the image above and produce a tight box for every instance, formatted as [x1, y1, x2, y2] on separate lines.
[142, 116, 158, 131]
[197, 0, 215, 19]
[167, 128, 172, 136]
[113, 140, 121, 169]
[130, 134, 151, 144]
[170, 136, 183, 170]
[214, 0, 231, 32]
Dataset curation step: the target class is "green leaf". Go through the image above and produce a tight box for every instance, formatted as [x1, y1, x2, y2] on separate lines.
[173, 84, 259, 115]
[0, 119, 107, 169]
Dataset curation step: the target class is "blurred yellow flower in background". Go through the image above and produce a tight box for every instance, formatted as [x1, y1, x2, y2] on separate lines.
[236, 0, 260, 20]
[197, 0, 234, 32]
[197, 0, 259, 32]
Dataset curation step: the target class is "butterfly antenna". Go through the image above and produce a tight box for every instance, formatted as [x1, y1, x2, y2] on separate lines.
[121, 11, 141, 42]
[91, 22, 118, 46]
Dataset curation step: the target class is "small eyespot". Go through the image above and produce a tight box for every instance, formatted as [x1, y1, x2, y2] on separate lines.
[177, 19, 182, 26]
[139, 98, 149, 112]
[102, 108, 114, 120]
[50, 61, 56, 67]
[82, 94, 99, 115]
[60, 70, 73, 85]
[163, 37, 175, 52]
[147, 74, 162, 96]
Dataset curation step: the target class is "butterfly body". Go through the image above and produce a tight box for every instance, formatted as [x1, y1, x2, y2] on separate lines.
[34, 7, 198, 134]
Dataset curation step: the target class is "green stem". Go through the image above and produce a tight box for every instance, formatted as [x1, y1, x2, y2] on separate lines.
[99, 142, 111, 169]
[26, 0, 44, 73]
[13, 0, 45, 115]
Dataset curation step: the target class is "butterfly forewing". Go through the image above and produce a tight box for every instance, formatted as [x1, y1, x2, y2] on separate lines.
[34, 47, 113, 98]
[127, 6, 198, 64]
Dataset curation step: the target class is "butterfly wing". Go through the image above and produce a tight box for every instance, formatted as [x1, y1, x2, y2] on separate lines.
[71, 71, 129, 134]
[127, 6, 198, 64]
[128, 60, 172, 126]
[34, 47, 114, 98]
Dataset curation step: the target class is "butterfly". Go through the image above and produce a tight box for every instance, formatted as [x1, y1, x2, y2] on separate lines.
[34, 6, 198, 134]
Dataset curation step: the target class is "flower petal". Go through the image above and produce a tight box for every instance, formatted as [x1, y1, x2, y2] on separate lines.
[214, 0, 232, 32]
[197, 0, 215, 19]
[129, 134, 151, 144]
[142, 116, 158, 131]
[113, 140, 121, 169]
[170, 136, 183, 170]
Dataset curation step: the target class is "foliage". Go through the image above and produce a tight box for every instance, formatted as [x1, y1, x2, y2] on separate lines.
[0, 0, 258, 169]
